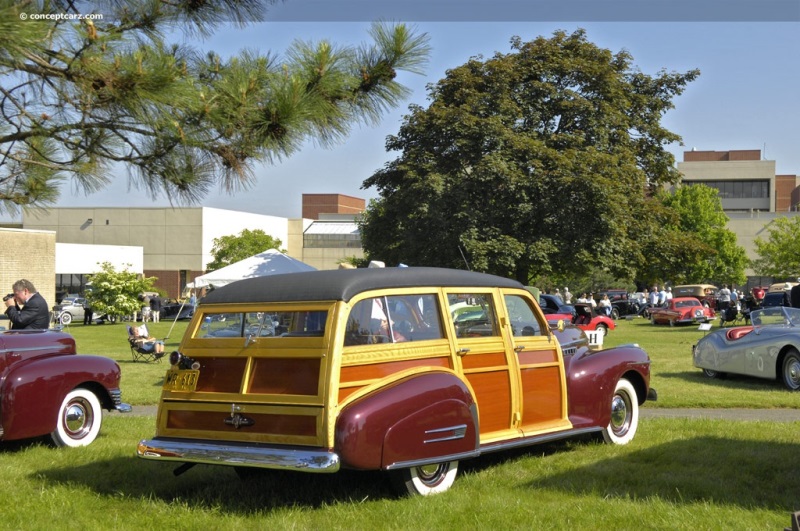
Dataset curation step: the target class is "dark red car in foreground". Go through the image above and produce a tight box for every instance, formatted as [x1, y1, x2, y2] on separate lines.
[0, 329, 130, 447]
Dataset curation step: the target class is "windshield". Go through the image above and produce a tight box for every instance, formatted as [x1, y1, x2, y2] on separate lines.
[751, 307, 800, 328]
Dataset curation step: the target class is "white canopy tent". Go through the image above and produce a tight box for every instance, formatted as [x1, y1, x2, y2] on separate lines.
[188, 249, 316, 290]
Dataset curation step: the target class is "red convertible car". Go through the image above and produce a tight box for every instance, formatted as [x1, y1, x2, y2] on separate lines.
[650, 297, 716, 326]
[547, 303, 616, 333]
[1, 329, 130, 447]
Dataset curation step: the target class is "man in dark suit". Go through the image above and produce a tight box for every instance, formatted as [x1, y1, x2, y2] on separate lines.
[791, 278, 800, 309]
[4, 279, 50, 329]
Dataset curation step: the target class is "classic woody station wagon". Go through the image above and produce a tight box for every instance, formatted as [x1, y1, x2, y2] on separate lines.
[137, 267, 655, 495]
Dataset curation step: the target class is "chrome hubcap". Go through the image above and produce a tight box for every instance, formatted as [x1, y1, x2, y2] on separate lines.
[416, 463, 447, 486]
[64, 399, 92, 438]
[609, 393, 631, 435]
[787, 360, 800, 388]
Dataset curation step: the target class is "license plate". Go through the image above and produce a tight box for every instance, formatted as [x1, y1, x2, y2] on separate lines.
[164, 370, 199, 392]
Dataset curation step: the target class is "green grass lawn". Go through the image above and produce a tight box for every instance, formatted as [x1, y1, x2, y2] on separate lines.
[2, 414, 799, 529]
[4, 316, 800, 529]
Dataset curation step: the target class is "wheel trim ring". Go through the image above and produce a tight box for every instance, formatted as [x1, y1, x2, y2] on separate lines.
[414, 463, 449, 487]
[609, 393, 632, 436]
[63, 398, 94, 439]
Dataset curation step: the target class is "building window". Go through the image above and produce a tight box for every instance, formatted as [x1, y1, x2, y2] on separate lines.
[687, 180, 769, 199]
[303, 233, 362, 248]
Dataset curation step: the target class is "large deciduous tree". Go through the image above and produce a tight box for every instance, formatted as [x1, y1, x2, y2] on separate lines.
[0, 0, 429, 214]
[652, 184, 747, 286]
[360, 29, 698, 283]
[752, 216, 800, 278]
[206, 228, 283, 271]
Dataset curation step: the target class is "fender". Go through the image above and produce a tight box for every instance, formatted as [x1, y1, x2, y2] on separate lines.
[1, 355, 121, 441]
[335, 371, 478, 470]
[565, 345, 650, 429]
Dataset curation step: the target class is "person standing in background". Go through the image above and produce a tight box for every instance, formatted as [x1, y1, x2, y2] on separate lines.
[4, 279, 49, 329]
[150, 294, 161, 323]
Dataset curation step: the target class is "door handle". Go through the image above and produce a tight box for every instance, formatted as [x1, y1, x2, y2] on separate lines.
[457, 347, 470, 356]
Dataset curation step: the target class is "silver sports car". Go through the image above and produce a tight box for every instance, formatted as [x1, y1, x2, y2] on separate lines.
[693, 306, 800, 390]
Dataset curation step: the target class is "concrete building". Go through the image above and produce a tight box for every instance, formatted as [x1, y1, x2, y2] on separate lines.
[21, 194, 365, 298]
[678, 149, 800, 213]
[677, 149, 800, 282]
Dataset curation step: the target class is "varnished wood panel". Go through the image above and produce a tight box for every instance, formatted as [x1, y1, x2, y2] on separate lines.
[519, 366, 563, 425]
[167, 410, 316, 436]
[195, 357, 247, 393]
[249, 358, 320, 395]
[516, 349, 558, 366]
[465, 371, 511, 434]
[339, 356, 451, 384]
[461, 351, 508, 370]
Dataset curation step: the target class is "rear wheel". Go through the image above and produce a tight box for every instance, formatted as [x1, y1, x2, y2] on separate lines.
[611, 308, 620, 320]
[781, 349, 800, 391]
[702, 368, 726, 379]
[391, 460, 459, 496]
[602, 379, 639, 445]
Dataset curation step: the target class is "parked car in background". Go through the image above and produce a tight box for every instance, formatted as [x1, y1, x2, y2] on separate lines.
[52, 296, 87, 325]
[0, 329, 130, 446]
[650, 297, 715, 326]
[762, 290, 791, 308]
[138, 267, 655, 496]
[538, 293, 575, 316]
[595, 289, 628, 303]
[161, 299, 195, 320]
[609, 295, 646, 320]
[693, 306, 800, 390]
[547, 303, 616, 333]
[673, 284, 718, 309]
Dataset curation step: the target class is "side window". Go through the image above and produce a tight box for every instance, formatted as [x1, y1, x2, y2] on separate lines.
[448, 293, 499, 337]
[344, 294, 443, 346]
[504, 294, 543, 337]
[195, 311, 326, 338]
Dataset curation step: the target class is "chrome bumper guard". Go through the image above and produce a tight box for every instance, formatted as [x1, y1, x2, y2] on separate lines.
[137, 438, 341, 473]
[110, 389, 132, 413]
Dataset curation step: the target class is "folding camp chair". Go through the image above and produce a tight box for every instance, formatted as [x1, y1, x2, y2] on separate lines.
[128, 325, 165, 363]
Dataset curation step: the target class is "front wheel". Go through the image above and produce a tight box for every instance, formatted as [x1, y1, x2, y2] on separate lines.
[391, 460, 459, 496]
[50, 388, 102, 447]
[59, 312, 72, 326]
[611, 308, 620, 320]
[781, 349, 800, 391]
[602, 379, 639, 445]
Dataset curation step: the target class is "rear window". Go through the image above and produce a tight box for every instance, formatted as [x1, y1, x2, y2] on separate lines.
[196, 311, 327, 338]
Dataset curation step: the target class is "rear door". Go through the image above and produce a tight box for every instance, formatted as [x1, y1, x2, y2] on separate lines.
[445, 289, 517, 443]
[500, 290, 571, 436]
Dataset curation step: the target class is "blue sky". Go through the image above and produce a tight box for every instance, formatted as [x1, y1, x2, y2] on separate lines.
[24, 4, 800, 220]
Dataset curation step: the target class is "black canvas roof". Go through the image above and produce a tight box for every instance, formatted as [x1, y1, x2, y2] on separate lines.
[200, 267, 523, 305]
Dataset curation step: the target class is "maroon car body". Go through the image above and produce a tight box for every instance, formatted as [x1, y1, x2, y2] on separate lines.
[137, 267, 655, 496]
[0, 329, 129, 446]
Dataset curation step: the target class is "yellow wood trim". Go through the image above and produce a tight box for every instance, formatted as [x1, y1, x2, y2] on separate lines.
[461, 365, 511, 375]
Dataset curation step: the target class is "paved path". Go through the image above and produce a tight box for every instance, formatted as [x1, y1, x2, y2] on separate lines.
[112, 405, 800, 422]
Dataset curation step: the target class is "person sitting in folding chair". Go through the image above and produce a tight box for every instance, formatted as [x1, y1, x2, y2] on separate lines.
[128, 323, 165, 362]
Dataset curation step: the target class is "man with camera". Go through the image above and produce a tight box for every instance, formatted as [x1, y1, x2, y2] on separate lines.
[4, 279, 50, 329]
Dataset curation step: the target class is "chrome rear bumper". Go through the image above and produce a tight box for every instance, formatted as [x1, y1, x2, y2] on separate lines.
[137, 438, 340, 473]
